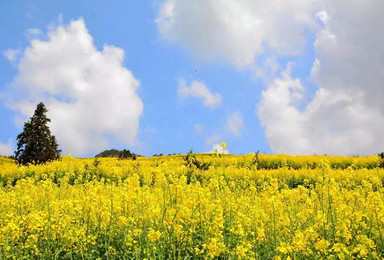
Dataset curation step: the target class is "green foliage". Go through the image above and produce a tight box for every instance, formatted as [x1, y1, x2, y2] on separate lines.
[184, 149, 211, 171]
[95, 149, 121, 157]
[118, 149, 137, 160]
[251, 150, 260, 167]
[14, 102, 61, 165]
[379, 152, 384, 168]
[93, 158, 101, 167]
[96, 149, 138, 160]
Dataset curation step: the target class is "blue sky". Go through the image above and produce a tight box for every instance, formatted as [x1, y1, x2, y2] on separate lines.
[1, 0, 383, 157]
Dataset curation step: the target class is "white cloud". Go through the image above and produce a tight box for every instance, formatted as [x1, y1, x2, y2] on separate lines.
[157, 0, 384, 155]
[258, 65, 384, 155]
[205, 134, 222, 146]
[4, 18, 143, 156]
[3, 49, 21, 62]
[226, 112, 244, 136]
[26, 28, 42, 35]
[202, 113, 243, 150]
[178, 78, 222, 108]
[25, 28, 43, 39]
[156, 0, 319, 68]
[312, 1, 384, 113]
[0, 139, 13, 156]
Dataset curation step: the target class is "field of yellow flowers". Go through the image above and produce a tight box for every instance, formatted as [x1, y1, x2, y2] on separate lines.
[1, 153, 384, 259]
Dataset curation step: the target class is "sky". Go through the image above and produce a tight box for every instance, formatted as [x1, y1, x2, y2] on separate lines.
[0, 0, 383, 157]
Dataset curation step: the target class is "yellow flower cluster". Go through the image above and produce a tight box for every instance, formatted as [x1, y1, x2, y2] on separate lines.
[0, 154, 383, 258]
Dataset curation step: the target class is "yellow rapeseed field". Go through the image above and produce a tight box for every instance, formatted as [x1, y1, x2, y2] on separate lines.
[1, 154, 384, 259]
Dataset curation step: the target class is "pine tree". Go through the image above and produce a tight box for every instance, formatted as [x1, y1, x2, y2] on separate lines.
[15, 102, 61, 165]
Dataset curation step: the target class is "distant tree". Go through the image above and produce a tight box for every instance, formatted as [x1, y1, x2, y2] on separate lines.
[96, 149, 139, 160]
[95, 149, 121, 158]
[119, 149, 137, 160]
[15, 102, 61, 165]
[379, 152, 384, 168]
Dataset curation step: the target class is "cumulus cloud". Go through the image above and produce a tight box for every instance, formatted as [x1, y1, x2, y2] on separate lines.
[0, 139, 13, 156]
[312, 1, 384, 113]
[178, 78, 222, 108]
[3, 49, 21, 62]
[226, 112, 244, 136]
[4, 19, 143, 156]
[157, 0, 384, 155]
[258, 65, 384, 155]
[156, 0, 319, 68]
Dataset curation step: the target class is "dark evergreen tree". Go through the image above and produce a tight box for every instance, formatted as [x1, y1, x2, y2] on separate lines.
[15, 102, 61, 165]
[95, 149, 121, 158]
[96, 148, 140, 159]
[119, 149, 137, 160]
